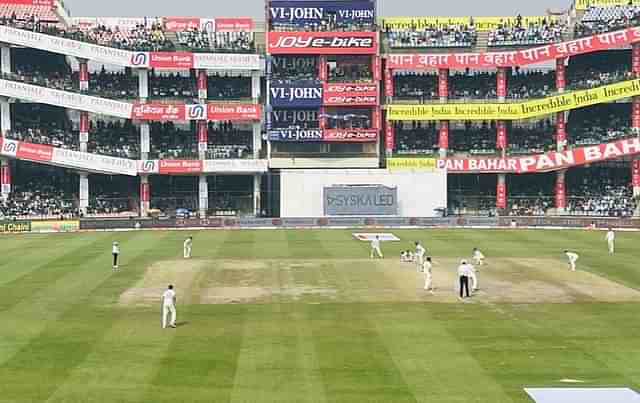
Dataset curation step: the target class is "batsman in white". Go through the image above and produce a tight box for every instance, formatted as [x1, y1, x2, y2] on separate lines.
[472, 248, 485, 267]
[564, 250, 579, 271]
[370, 235, 383, 259]
[415, 241, 426, 272]
[183, 236, 193, 259]
[161, 284, 177, 329]
[423, 257, 433, 292]
[605, 228, 615, 255]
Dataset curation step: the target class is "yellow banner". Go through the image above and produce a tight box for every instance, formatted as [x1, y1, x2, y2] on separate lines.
[387, 158, 438, 170]
[381, 16, 555, 31]
[575, 0, 640, 10]
[388, 79, 640, 121]
[30, 220, 80, 232]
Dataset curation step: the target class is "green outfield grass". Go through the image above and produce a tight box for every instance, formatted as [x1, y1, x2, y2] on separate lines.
[1, 229, 640, 403]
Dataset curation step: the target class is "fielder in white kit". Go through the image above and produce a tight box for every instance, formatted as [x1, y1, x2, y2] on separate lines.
[423, 257, 433, 292]
[415, 242, 426, 272]
[472, 248, 485, 267]
[370, 236, 383, 259]
[605, 228, 615, 255]
[183, 236, 193, 259]
[161, 285, 177, 329]
[564, 250, 579, 271]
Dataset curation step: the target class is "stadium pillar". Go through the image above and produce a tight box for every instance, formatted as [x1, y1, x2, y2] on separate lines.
[197, 69, 207, 100]
[555, 170, 566, 213]
[632, 160, 640, 199]
[138, 69, 149, 100]
[253, 174, 261, 217]
[79, 172, 89, 216]
[140, 175, 150, 218]
[0, 159, 10, 200]
[0, 99, 10, 135]
[556, 58, 566, 93]
[251, 71, 261, 102]
[497, 121, 507, 157]
[496, 67, 507, 101]
[253, 122, 262, 159]
[197, 121, 208, 160]
[78, 59, 89, 92]
[198, 175, 208, 218]
[79, 111, 89, 152]
[496, 174, 507, 211]
[556, 112, 567, 151]
[438, 68, 448, 101]
[438, 121, 448, 158]
[140, 123, 150, 160]
[0, 45, 10, 75]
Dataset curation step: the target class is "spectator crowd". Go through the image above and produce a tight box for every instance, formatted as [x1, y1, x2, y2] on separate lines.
[575, 4, 640, 38]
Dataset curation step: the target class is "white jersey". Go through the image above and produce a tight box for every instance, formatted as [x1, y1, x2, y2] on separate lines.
[474, 250, 485, 260]
[566, 252, 579, 262]
[162, 289, 176, 307]
[112, 244, 120, 254]
[605, 231, 615, 242]
[184, 239, 192, 248]
[423, 261, 432, 274]
[371, 239, 380, 249]
[415, 245, 426, 259]
[457, 264, 474, 277]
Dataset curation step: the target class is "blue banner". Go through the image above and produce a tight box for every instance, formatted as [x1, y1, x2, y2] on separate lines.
[270, 80, 323, 108]
[269, 1, 375, 26]
[268, 129, 324, 142]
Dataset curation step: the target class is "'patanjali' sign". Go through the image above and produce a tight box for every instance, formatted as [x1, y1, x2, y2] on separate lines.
[324, 185, 398, 216]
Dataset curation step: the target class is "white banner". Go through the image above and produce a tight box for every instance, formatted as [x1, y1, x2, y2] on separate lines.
[203, 159, 268, 173]
[193, 53, 261, 71]
[0, 80, 133, 119]
[52, 148, 138, 176]
[0, 25, 134, 67]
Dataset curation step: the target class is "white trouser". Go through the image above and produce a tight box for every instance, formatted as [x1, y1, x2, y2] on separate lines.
[608, 240, 615, 254]
[474, 258, 483, 266]
[184, 246, 192, 258]
[162, 304, 176, 328]
[424, 272, 432, 290]
[371, 247, 383, 258]
[469, 271, 478, 290]
[416, 257, 424, 272]
[569, 260, 576, 271]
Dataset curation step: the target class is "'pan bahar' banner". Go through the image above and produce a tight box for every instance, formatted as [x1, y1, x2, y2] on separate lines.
[388, 79, 640, 121]
[387, 28, 640, 69]
[438, 137, 640, 173]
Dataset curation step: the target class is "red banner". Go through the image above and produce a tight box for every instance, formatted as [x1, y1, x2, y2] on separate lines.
[132, 103, 186, 121]
[148, 52, 194, 69]
[323, 129, 378, 142]
[79, 112, 89, 133]
[387, 28, 640, 70]
[207, 104, 261, 121]
[437, 137, 640, 173]
[268, 31, 377, 55]
[79, 62, 89, 83]
[497, 68, 507, 99]
[318, 56, 327, 81]
[164, 17, 201, 32]
[373, 56, 381, 82]
[215, 18, 253, 32]
[438, 68, 449, 99]
[496, 121, 507, 149]
[372, 108, 381, 130]
[385, 120, 395, 152]
[496, 179, 507, 209]
[556, 58, 566, 90]
[140, 182, 150, 202]
[17, 142, 53, 162]
[0, 165, 9, 186]
[159, 160, 203, 174]
[0, 0, 53, 6]
[197, 70, 207, 91]
[323, 82, 378, 106]
[197, 121, 208, 143]
[633, 160, 640, 187]
[384, 68, 394, 97]
[438, 121, 449, 150]
[634, 98, 640, 130]
[556, 112, 566, 143]
[555, 174, 566, 209]
[634, 43, 640, 75]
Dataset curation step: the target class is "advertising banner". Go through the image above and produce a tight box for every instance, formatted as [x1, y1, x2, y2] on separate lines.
[0, 0, 53, 5]
[0, 221, 31, 234]
[387, 28, 640, 69]
[147, 52, 194, 69]
[203, 159, 269, 173]
[51, 148, 138, 176]
[324, 185, 398, 216]
[557, 112, 567, 143]
[270, 80, 323, 108]
[271, 109, 319, 127]
[163, 17, 201, 32]
[439, 121, 449, 150]
[388, 79, 640, 121]
[373, 56, 381, 82]
[323, 129, 378, 142]
[497, 67, 507, 99]
[384, 68, 394, 97]
[496, 181, 507, 209]
[556, 58, 566, 90]
[633, 160, 640, 187]
[575, 0, 640, 10]
[0, 138, 17, 158]
[634, 43, 640, 74]
[17, 142, 53, 162]
[382, 16, 554, 31]
[269, 1, 375, 25]
[385, 120, 395, 152]
[0, 165, 9, 188]
[438, 68, 448, 99]
[215, 18, 253, 31]
[438, 137, 640, 173]
[556, 176, 566, 209]
[140, 182, 150, 202]
[158, 160, 203, 174]
[323, 82, 378, 106]
[193, 53, 261, 71]
[207, 104, 261, 121]
[132, 103, 186, 121]
[268, 129, 324, 142]
[268, 31, 377, 55]
[496, 121, 507, 149]
[387, 158, 438, 170]
[31, 220, 80, 233]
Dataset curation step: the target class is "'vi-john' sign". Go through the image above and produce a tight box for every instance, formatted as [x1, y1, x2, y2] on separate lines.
[269, 1, 375, 26]
[270, 80, 323, 107]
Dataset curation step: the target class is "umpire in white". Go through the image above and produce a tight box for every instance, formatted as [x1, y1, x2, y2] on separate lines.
[457, 260, 472, 299]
